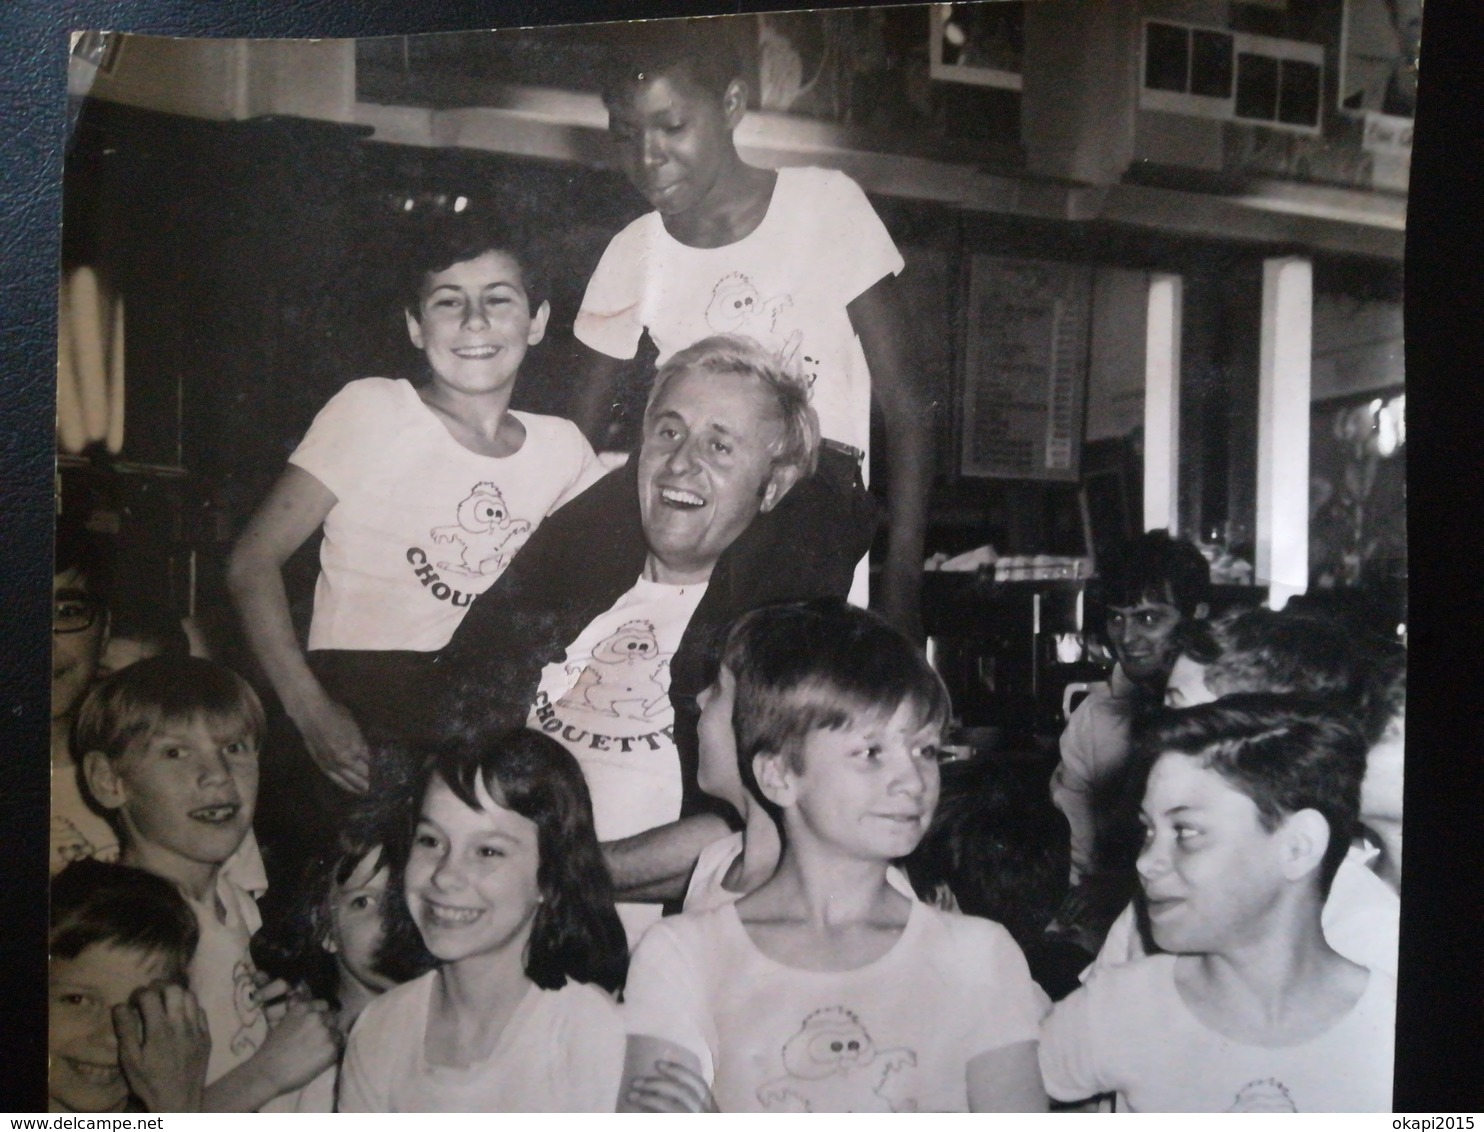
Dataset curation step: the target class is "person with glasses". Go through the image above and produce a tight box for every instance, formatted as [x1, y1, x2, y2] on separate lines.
[51, 518, 116, 874]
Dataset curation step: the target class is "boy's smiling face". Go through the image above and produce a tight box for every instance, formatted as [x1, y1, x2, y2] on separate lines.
[1136, 753, 1298, 954]
[406, 249, 550, 400]
[765, 698, 942, 863]
[606, 70, 744, 222]
[86, 715, 259, 880]
[49, 943, 178, 1112]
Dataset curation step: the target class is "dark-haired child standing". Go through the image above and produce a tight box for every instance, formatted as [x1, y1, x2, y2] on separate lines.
[573, 22, 932, 637]
[1040, 697, 1395, 1111]
[229, 223, 602, 797]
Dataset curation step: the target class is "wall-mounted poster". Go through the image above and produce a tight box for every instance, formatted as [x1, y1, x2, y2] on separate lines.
[959, 256, 1090, 481]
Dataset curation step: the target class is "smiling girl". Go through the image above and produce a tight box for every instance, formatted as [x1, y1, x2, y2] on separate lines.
[338, 731, 629, 1112]
[229, 220, 602, 803]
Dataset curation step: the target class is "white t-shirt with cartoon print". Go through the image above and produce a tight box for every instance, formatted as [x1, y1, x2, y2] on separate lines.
[622, 899, 1047, 1112]
[528, 577, 707, 944]
[339, 971, 625, 1113]
[187, 867, 270, 1087]
[290, 378, 600, 651]
[574, 166, 904, 459]
[1040, 953, 1396, 1112]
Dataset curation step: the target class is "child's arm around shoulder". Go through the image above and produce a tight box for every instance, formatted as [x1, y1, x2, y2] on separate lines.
[1037, 958, 1127, 1106]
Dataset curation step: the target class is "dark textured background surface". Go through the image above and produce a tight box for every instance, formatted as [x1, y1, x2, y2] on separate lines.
[3, 0, 1480, 1112]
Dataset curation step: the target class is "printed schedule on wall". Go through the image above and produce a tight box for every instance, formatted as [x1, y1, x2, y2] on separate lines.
[960, 255, 1090, 480]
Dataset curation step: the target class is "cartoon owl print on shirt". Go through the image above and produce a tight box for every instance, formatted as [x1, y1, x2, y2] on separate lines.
[757, 1007, 917, 1112]
[557, 620, 672, 720]
[705, 272, 804, 372]
[430, 482, 532, 577]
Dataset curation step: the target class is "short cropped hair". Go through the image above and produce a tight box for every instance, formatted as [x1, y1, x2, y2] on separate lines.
[389, 730, 628, 996]
[73, 654, 266, 763]
[50, 859, 199, 980]
[1094, 530, 1211, 619]
[400, 214, 547, 317]
[1205, 607, 1365, 702]
[1133, 695, 1366, 894]
[646, 333, 820, 479]
[599, 19, 744, 106]
[722, 599, 951, 799]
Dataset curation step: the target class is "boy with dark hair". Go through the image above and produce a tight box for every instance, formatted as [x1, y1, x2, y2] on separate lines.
[1052, 530, 1212, 885]
[1040, 696, 1395, 1112]
[77, 655, 339, 1110]
[49, 859, 210, 1112]
[572, 19, 933, 638]
[621, 600, 1047, 1112]
[229, 217, 601, 805]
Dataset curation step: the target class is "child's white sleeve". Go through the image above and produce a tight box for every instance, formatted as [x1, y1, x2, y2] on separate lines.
[574, 221, 648, 360]
[957, 919, 1051, 1058]
[620, 920, 716, 1080]
[1038, 979, 1112, 1103]
[335, 1011, 387, 1112]
[811, 168, 906, 306]
[549, 419, 606, 511]
[287, 378, 398, 503]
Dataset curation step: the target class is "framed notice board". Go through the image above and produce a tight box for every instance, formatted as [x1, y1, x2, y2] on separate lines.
[959, 255, 1091, 480]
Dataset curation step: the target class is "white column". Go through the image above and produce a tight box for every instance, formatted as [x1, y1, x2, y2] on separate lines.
[1257, 257, 1313, 610]
[1143, 273, 1182, 535]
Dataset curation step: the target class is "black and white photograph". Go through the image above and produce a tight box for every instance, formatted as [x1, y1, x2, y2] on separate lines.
[13, 0, 1477, 1114]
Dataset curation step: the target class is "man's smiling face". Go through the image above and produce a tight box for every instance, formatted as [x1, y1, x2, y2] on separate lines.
[637, 366, 787, 585]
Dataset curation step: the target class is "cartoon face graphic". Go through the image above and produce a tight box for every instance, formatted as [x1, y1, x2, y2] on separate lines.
[593, 621, 661, 665]
[430, 482, 532, 577]
[457, 485, 513, 532]
[1229, 1078, 1298, 1112]
[758, 1007, 917, 1113]
[785, 1007, 877, 1079]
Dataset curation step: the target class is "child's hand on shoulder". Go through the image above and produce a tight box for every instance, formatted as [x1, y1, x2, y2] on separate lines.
[114, 981, 211, 1112]
[291, 692, 371, 794]
[253, 997, 341, 1094]
[626, 1060, 719, 1113]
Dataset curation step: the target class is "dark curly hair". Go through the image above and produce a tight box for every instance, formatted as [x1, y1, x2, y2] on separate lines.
[387, 730, 628, 996]
[1130, 694, 1366, 895]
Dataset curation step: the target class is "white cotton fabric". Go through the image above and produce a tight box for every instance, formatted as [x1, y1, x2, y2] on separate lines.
[1050, 665, 1137, 883]
[574, 166, 904, 459]
[622, 899, 1047, 1112]
[1040, 953, 1396, 1112]
[290, 378, 600, 651]
[528, 577, 707, 945]
[187, 868, 269, 1086]
[338, 972, 625, 1112]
